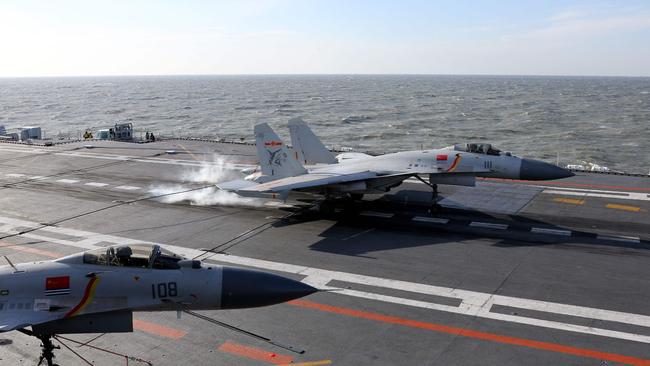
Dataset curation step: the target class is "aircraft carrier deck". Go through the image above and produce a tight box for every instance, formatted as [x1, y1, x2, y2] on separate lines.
[1, 139, 649, 366]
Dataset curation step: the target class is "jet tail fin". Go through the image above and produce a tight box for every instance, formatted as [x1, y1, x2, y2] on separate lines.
[255, 123, 307, 179]
[288, 118, 337, 164]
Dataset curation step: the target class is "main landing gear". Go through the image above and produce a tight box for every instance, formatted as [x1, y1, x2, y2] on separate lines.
[37, 335, 59, 366]
[17, 330, 60, 366]
[414, 176, 442, 213]
[316, 193, 364, 215]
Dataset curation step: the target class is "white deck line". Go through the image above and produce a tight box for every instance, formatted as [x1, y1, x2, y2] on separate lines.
[114, 185, 141, 191]
[84, 182, 109, 187]
[56, 179, 79, 184]
[360, 211, 394, 218]
[596, 235, 641, 243]
[412, 216, 449, 224]
[469, 221, 508, 230]
[5, 173, 26, 178]
[542, 189, 649, 201]
[531, 227, 572, 236]
[2, 214, 650, 344]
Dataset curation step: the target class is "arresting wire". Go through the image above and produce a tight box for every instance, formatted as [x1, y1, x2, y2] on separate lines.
[0, 184, 217, 242]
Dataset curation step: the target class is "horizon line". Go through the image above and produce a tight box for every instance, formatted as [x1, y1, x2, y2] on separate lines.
[1, 72, 650, 79]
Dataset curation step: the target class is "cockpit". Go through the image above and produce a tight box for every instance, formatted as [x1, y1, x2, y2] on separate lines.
[82, 244, 183, 270]
[465, 143, 502, 156]
[449, 143, 508, 156]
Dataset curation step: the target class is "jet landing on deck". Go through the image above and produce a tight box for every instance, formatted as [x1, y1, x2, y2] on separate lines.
[218, 119, 574, 211]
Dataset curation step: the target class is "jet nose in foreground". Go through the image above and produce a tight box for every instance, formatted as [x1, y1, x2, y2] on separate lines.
[220, 267, 318, 309]
[519, 158, 575, 180]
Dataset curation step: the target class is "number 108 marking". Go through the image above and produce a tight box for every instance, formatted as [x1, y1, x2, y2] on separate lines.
[152, 282, 178, 298]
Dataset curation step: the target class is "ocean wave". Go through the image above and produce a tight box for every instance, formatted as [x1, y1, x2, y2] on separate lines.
[105, 109, 126, 115]
[341, 115, 372, 123]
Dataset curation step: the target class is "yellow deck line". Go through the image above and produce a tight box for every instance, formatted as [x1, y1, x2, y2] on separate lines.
[553, 197, 585, 205]
[177, 144, 200, 161]
[606, 203, 642, 212]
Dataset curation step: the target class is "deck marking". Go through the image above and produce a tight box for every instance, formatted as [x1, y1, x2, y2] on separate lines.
[360, 211, 394, 218]
[114, 185, 141, 191]
[56, 179, 79, 184]
[6, 173, 26, 178]
[84, 182, 109, 187]
[342, 228, 375, 241]
[469, 221, 508, 230]
[484, 178, 650, 192]
[606, 203, 642, 212]
[177, 143, 200, 161]
[530, 227, 572, 236]
[289, 300, 650, 366]
[596, 235, 641, 243]
[553, 197, 585, 205]
[133, 319, 187, 340]
[412, 216, 449, 224]
[2, 215, 650, 344]
[218, 341, 293, 365]
[0, 242, 62, 258]
[30, 176, 46, 180]
[542, 189, 649, 202]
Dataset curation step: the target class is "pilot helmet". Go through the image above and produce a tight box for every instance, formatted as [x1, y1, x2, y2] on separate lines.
[115, 246, 133, 258]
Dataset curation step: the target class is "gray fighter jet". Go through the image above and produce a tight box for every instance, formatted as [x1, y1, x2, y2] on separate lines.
[0, 244, 316, 365]
[219, 119, 573, 211]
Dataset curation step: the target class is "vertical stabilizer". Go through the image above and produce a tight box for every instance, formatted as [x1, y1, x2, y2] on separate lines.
[288, 118, 337, 164]
[255, 123, 307, 179]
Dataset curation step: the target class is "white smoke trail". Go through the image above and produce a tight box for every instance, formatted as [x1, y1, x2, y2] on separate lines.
[149, 156, 266, 207]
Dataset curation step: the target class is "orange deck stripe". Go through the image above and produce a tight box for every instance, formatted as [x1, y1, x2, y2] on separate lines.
[0, 242, 62, 258]
[133, 319, 187, 340]
[289, 300, 650, 366]
[218, 341, 294, 365]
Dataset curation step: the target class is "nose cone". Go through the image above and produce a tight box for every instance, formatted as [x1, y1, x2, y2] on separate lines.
[220, 267, 317, 309]
[519, 158, 575, 180]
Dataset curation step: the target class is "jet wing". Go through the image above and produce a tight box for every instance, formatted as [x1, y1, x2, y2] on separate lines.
[234, 171, 380, 196]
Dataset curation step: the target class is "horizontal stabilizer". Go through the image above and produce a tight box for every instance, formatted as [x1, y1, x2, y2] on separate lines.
[217, 179, 259, 191]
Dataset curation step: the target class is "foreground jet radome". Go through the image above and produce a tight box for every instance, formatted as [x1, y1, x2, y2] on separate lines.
[0, 244, 316, 365]
[218, 119, 573, 211]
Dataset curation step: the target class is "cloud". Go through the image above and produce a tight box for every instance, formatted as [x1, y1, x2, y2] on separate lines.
[507, 7, 650, 44]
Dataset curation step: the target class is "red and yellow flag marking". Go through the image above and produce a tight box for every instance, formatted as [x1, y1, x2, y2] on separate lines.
[446, 154, 461, 172]
[65, 277, 100, 318]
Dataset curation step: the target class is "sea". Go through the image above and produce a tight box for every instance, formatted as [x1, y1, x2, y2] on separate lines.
[0, 75, 648, 173]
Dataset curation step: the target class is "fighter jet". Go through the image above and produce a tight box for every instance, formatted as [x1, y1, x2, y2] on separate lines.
[218, 119, 573, 211]
[0, 244, 317, 365]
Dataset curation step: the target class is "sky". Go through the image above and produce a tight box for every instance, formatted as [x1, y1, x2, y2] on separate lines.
[1, 0, 649, 77]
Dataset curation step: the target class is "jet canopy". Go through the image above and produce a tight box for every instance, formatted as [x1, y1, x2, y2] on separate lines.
[82, 244, 183, 269]
[465, 143, 502, 156]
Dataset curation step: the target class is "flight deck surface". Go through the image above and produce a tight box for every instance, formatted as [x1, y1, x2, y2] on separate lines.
[1, 140, 649, 366]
